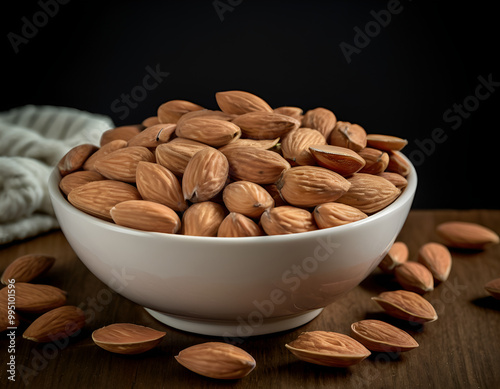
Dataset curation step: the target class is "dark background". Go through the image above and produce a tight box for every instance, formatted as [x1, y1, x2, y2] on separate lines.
[1, 0, 498, 209]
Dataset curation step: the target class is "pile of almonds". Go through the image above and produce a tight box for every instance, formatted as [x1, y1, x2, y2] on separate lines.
[58, 90, 412, 237]
[0, 220, 499, 380]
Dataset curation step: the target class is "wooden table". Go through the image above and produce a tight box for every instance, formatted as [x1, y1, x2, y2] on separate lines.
[1, 210, 499, 388]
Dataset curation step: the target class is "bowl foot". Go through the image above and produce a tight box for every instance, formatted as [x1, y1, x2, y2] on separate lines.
[144, 308, 323, 337]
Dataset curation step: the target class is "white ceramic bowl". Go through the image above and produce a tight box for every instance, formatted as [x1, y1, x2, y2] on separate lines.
[48, 159, 417, 337]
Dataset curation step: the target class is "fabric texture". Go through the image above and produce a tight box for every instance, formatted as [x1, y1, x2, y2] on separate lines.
[0, 105, 114, 245]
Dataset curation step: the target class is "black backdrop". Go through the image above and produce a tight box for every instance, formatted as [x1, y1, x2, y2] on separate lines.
[2, 0, 498, 209]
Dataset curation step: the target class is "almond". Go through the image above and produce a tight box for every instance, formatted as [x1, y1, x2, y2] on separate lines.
[175, 342, 256, 380]
[273, 106, 303, 121]
[110, 200, 181, 234]
[309, 144, 366, 176]
[263, 184, 288, 207]
[142, 116, 160, 127]
[231, 111, 300, 140]
[23, 305, 85, 342]
[386, 150, 411, 177]
[100, 125, 141, 146]
[394, 262, 434, 294]
[1, 254, 56, 285]
[83, 139, 128, 171]
[358, 147, 389, 175]
[59, 170, 106, 196]
[377, 172, 408, 190]
[301, 107, 337, 139]
[218, 137, 280, 153]
[94, 146, 155, 183]
[328, 121, 367, 151]
[285, 331, 371, 367]
[436, 221, 500, 250]
[276, 166, 351, 208]
[157, 99, 204, 123]
[0, 282, 66, 313]
[350, 319, 418, 352]
[92, 323, 166, 354]
[127, 123, 176, 147]
[223, 146, 291, 184]
[181, 201, 226, 237]
[222, 181, 274, 218]
[484, 278, 500, 300]
[366, 134, 408, 151]
[182, 148, 229, 203]
[260, 206, 317, 235]
[216, 90, 272, 115]
[378, 241, 409, 274]
[418, 242, 452, 282]
[313, 202, 367, 229]
[175, 118, 241, 147]
[67, 180, 141, 221]
[57, 143, 98, 176]
[281, 128, 327, 166]
[217, 213, 264, 237]
[336, 173, 401, 214]
[136, 161, 187, 212]
[372, 290, 438, 323]
[176, 109, 236, 127]
[155, 138, 210, 176]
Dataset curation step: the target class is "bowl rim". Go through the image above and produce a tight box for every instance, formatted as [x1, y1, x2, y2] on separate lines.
[48, 153, 417, 245]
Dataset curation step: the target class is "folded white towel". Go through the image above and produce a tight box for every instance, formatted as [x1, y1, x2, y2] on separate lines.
[0, 105, 114, 245]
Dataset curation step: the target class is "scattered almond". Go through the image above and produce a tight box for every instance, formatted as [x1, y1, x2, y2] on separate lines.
[378, 241, 409, 274]
[175, 342, 256, 380]
[372, 290, 438, 323]
[394, 262, 434, 294]
[418, 242, 452, 282]
[436, 221, 500, 250]
[1, 254, 56, 285]
[350, 319, 419, 352]
[92, 323, 166, 354]
[285, 331, 370, 367]
[23, 305, 85, 342]
[0, 282, 66, 313]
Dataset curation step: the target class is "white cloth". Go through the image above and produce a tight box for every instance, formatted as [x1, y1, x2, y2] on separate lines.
[0, 105, 114, 245]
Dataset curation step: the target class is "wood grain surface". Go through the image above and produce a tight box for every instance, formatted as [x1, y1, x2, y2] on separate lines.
[1, 210, 499, 389]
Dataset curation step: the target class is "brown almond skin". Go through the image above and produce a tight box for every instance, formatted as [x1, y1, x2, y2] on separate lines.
[110, 200, 181, 234]
[366, 134, 408, 151]
[1, 254, 56, 285]
[182, 148, 229, 203]
[277, 166, 351, 208]
[175, 118, 241, 147]
[301, 107, 337, 139]
[155, 138, 210, 176]
[127, 123, 176, 147]
[100, 125, 141, 146]
[436, 221, 500, 250]
[157, 100, 204, 123]
[378, 241, 409, 274]
[59, 170, 106, 196]
[350, 320, 419, 352]
[260, 206, 317, 235]
[358, 147, 389, 175]
[223, 181, 274, 219]
[313, 202, 367, 229]
[285, 331, 370, 368]
[182, 202, 226, 237]
[328, 121, 367, 151]
[0, 283, 66, 313]
[377, 172, 408, 190]
[94, 146, 155, 183]
[394, 262, 434, 294]
[281, 128, 327, 166]
[232, 111, 300, 140]
[371, 290, 438, 323]
[92, 323, 166, 354]
[386, 150, 411, 177]
[217, 213, 264, 237]
[83, 139, 128, 171]
[418, 242, 452, 282]
[484, 278, 500, 300]
[142, 116, 160, 127]
[309, 144, 366, 176]
[273, 106, 303, 122]
[175, 342, 256, 380]
[23, 306, 85, 342]
[68, 180, 141, 221]
[216, 90, 273, 115]
[57, 144, 98, 177]
[136, 161, 187, 212]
